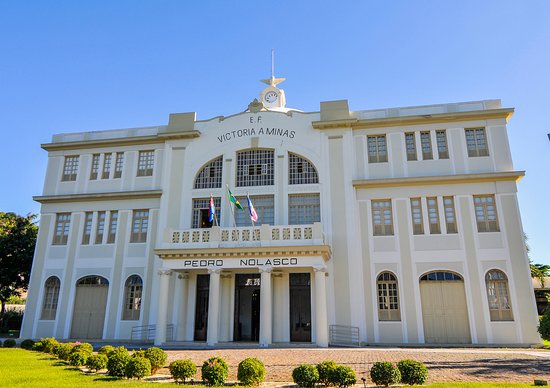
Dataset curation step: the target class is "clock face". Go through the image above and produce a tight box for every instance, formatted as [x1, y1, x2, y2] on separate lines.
[264, 91, 278, 104]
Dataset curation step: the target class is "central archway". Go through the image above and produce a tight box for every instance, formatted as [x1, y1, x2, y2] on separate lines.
[70, 275, 109, 339]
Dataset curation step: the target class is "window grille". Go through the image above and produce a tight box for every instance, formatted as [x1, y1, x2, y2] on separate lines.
[443, 196, 458, 233]
[194, 156, 223, 189]
[465, 128, 489, 157]
[420, 131, 433, 160]
[289, 194, 320, 225]
[95, 211, 106, 244]
[90, 154, 100, 180]
[130, 210, 149, 243]
[436, 130, 449, 159]
[236, 149, 274, 186]
[410, 198, 424, 235]
[102, 153, 112, 179]
[82, 212, 93, 245]
[289, 153, 319, 184]
[367, 135, 388, 163]
[77, 275, 109, 286]
[41, 276, 60, 320]
[372, 200, 393, 236]
[474, 195, 499, 232]
[427, 197, 441, 234]
[53, 213, 71, 245]
[107, 211, 118, 243]
[122, 275, 143, 320]
[485, 269, 513, 321]
[420, 271, 463, 281]
[235, 195, 274, 226]
[62, 156, 79, 181]
[377, 272, 400, 321]
[137, 150, 154, 177]
[114, 152, 124, 178]
[405, 133, 417, 161]
[192, 198, 221, 228]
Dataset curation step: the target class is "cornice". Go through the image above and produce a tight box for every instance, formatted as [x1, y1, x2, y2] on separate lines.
[34, 190, 163, 204]
[155, 244, 332, 261]
[41, 131, 201, 151]
[312, 108, 514, 130]
[353, 171, 524, 189]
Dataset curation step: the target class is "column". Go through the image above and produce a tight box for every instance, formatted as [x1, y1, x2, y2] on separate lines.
[314, 266, 329, 347]
[207, 268, 221, 346]
[176, 272, 189, 341]
[154, 269, 173, 346]
[259, 266, 273, 347]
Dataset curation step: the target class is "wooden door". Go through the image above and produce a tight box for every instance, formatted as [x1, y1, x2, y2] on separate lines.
[70, 276, 109, 339]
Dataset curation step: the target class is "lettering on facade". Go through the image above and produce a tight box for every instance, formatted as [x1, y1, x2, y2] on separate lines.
[217, 117, 295, 143]
[180, 257, 299, 269]
[239, 258, 298, 266]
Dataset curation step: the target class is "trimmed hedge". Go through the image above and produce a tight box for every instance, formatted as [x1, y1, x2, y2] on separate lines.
[370, 362, 401, 387]
[3, 339, 16, 348]
[397, 359, 428, 385]
[292, 364, 319, 388]
[144, 347, 167, 374]
[86, 354, 108, 372]
[331, 365, 356, 388]
[72, 342, 93, 356]
[125, 356, 151, 380]
[98, 345, 115, 357]
[169, 359, 197, 383]
[107, 346, 131, 377]
[237, 357, 266, 386]
[40, 337, 59, 353]
[317, 360, 338, 386]
[20, 339, 35, 350]
[69, 351, 88, 367]
[57, 343, 75, 361]
[201, 356, 229, 386]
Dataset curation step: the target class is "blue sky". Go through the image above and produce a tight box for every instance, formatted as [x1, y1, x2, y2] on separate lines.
[1, 1, 549, 264]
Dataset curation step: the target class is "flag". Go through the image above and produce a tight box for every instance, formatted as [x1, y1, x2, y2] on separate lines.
[247, 194, 258, 223]
[209, 194, 215, 222]
[227, 186, 244, 210]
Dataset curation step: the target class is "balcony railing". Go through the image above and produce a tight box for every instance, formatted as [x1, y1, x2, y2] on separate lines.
[162, 223, 325, 248]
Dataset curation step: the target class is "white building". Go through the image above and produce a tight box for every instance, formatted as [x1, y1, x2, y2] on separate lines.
[21, 76, 541, 347]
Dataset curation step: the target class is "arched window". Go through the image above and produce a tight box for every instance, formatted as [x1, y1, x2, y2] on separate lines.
[289, 153, 319, 185]
[41, 276, 60, 320]
[122, 275, 143, 320]
[420, 271, 463, 281]
[77, 275, 109, 286]
[377, 272, 400, 321]
[236, 149, 274, 187]
[194, 156, 223, 189]
[485, 270, 513, 321]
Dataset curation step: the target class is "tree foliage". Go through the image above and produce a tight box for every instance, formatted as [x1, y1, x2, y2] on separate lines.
[0, 212, 38, 329]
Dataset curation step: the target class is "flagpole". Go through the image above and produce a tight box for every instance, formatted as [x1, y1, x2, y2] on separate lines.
[248, 192, 256, 237]
[227, 184, 237, 228]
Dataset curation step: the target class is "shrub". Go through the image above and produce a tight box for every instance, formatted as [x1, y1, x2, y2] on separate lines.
[98, 345, 115, 357]
[370, 362, 401, 387]
[132, 349, 146, 359]
[201, 356, 229, 386]
[144, 347, 167, 374]
[292, 364, 319, 388]
[107, 346, 131, 377]
[238, 357, 266, 386]
[72, 342, 93, 356]
[20, 339, 35, 350]
[32, 341, 44, 351]
[317, 360, 338, 386]
[125, 357, 151, 380]
[3, 339, 16, 348]
[397, 359, 428, 385]
[539, 299, 550, 340]
[69, 351, 88, 367]
[169, 359, 197, 383]
[86, 354, 108, 372]
[331, 365, 356, 388]
[57, 343, 75, 361]
[40, 337, 59, 353]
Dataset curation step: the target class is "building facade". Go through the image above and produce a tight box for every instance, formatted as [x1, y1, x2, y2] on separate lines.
[21, 77, 541, 346]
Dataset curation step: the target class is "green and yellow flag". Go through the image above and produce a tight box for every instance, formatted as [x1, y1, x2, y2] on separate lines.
[227, 186, 244, 210]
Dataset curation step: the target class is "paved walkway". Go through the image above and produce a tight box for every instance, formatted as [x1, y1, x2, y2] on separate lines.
[160, 347, 550, 385]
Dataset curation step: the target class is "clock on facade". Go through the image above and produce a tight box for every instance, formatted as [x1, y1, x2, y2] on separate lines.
[264, 91, 278, 104]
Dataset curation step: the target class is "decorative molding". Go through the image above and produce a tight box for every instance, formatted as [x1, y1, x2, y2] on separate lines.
[178, 273, 190, 280]
[34, 190, 163, 204]
[158, 269, 173, 276]
[259, 265, 273, 274]
[247, 99, 265, 113]
[208, 267, 223, 275]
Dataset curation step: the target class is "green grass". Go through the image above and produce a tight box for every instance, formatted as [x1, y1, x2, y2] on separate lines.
[0, 348, 166, 387]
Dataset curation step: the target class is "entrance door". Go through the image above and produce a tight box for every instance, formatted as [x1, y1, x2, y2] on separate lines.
[234, 274, 261, 341]
[290, 273, 311, 342]
[194, 274, 210, 341]
[420, 271, 471, 344]
[70, 276, 109, 339]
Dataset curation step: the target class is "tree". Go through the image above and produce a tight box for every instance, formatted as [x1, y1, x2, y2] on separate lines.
[531, 263, 550, 288]
[0, 212, 38, 329]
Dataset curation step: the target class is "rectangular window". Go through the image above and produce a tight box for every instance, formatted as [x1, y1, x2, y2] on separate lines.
[114, 152, 124, 178]
[420, 131, 433, 160]
[62, 156, 79, 181]
[82, 212, 93, 245]
[137, 150, 154, 177]
[474, 195, 499, 232]
[289, 194, 321, 225]
[465, 128, 489, 157]
[53, 213, 71, 245]
[236, 149, 274, 187]
[192, 198, 221, 228]
[367, 135, 388, 163]
[107, 211, 118, 243]
[130, 210, 149, 243]
[102, 154, 112, 179]
[443, 196, 457, 233]
[405, 132, 417, 161]
[236, 195, 275, 226]
[410, 198, 424, 235]
[436, 130, 449, 159]
[95, 211, 106, 244]
[371, 199, 393, 236]
[90, 154, 100, 180]
[426, 197, 441, 234]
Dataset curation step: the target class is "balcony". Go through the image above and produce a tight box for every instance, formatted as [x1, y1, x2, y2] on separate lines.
[160, 223, 325, 249]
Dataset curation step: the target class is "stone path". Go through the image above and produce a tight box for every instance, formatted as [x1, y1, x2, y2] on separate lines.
[159, 347, 550, 385]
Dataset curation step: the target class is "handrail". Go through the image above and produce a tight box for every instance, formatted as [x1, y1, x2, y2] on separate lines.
[329, 324, 360, 347]
[130, 324, 174, 342]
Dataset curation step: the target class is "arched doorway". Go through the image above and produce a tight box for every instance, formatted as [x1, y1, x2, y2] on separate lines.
[70, 275, 109, 339]
[420, 271, 471, 344]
